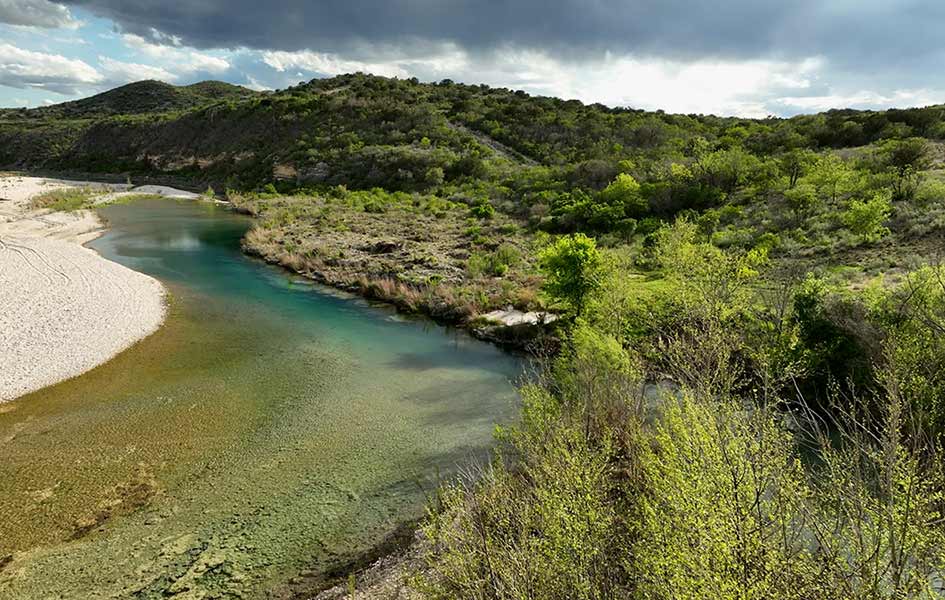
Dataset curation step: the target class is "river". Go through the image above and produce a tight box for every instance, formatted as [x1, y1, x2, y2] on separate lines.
[0, 197, 521, 598]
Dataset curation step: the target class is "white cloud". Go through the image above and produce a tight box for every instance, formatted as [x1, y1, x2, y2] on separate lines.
[98, 56, 177, 84]
[0, 0, 78, 28]
[243, 75, 271, 91]
[774, 88, 943, 113]
[121, 33, 230, 75]
[261, 49, 410, 78]
[488, 51, 816, 117]
[0, 43, 101, 94]
[260, 41, 469, 81]
[528, 53, 820, 117]
[255, 45, 827, 118]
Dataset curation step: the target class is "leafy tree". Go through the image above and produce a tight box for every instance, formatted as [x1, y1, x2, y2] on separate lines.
[842, 191, 892, 242]
[424, 166, 445, 187]
[599, 173, 647, 216]
[697, 147, 762, 194]
[538, 233, 602, 316]
[780, 148, 817, 188]
[655, 219, 767, 320]
[882, 137, 931, 200]
[807, 154, 858, 202]
[883, 266, 945, 437]
[783, 182, 818, 222]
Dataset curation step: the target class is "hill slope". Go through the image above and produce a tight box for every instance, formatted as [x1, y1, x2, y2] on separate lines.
[2, 74, 943, 189]
[0, 80, 258, 120]
[2, 73, 945, 284]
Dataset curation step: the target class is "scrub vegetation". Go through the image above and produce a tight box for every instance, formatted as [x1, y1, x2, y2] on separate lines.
[230, 186, 540, 321]
[7, 73, 945, 598]
[412, 229, 945, 600]
[29, 186, 104, 211]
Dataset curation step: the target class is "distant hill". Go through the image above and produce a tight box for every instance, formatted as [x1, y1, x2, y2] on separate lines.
[1, 73, 943, 195]
[4, 80, 259, 119]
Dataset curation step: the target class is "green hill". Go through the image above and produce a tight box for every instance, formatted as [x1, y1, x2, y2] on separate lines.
[2, 73, 943, 190]
[2, 73, 945, 281]
[0, 80, 257, 120]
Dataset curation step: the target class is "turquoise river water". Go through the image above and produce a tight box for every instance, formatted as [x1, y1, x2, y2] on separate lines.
[0, 198, 522, 598]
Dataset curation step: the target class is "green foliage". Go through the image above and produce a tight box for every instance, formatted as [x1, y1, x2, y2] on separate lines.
[781, 148, 817, 187]
[633, 393, 809, 600]
[29, 187, 102, 212]
[469, 200, 495, 219]
[467, 243, 520, 277]
[418, 386, 630, 600]
[418, 257, 945, 600]
[790, 274, 874, 399]
[696, 146, 767, 194]
[882, 137, 931, 200]
[538, 233, 602, 316]
[6, 72, 945, 249]
[913, 177, 945, 207]
[783, 181, 818, 220]
[883, 266, 945, 436]
[806, 153, 859, 202]
[599, 173, 646, 216]
[842, 191, 892, 242]
[655, 219, 767, 320]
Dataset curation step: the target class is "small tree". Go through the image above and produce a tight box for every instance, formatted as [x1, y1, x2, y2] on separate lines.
[539, 233, 602, 317]
[600, 173, 647, 217]
[780, 148, 817, 188]
[883, 137, 931, 201]
[783, 182, 818, 223]
[807, 154, 857, 203]
[842, 191, 892, 242]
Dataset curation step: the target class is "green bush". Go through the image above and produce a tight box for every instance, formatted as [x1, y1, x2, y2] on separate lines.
[469, 200, 495, 219]
[29, 187, 101, 211]
[842, 191, 892, 242]
[467, 243, 520, 277]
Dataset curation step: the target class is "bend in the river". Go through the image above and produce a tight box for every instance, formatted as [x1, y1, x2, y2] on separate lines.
[0, 197, 521, 598]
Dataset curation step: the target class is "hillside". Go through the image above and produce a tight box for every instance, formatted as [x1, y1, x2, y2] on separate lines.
[4, 74, 945, 315]
[0, 80, 258, 120]
[3, 74, 944, 183]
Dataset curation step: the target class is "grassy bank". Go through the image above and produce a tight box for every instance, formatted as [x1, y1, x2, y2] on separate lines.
[230, 187, 551, 337]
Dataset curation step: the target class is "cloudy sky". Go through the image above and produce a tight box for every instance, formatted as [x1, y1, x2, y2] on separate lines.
[0, 0, 943, 116]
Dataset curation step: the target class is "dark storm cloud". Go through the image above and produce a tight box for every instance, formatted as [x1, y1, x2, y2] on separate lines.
[55, 0, 945, 68]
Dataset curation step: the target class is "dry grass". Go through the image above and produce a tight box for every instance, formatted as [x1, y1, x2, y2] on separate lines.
[237, 191, 543, 322]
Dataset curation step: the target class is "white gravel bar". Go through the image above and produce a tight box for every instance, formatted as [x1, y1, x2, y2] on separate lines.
[0, 176, 166, 402]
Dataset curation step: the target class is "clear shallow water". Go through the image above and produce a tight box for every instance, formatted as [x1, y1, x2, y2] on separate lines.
[0, 198, 521, 598]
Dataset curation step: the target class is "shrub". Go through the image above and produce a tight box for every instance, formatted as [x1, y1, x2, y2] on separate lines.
[599, 173, 646, 216]
[469, 200, 495, 219]
[30, 187, 103, 211]
[467, 243, 520, 277]
[842, 191, 892, 242]
[784, 182, 818, 221]
[913, 177, 945, 207]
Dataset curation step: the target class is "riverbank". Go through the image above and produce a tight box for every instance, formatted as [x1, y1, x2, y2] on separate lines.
[230, 191, 559, 352]
[0, 175, 167, 401]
